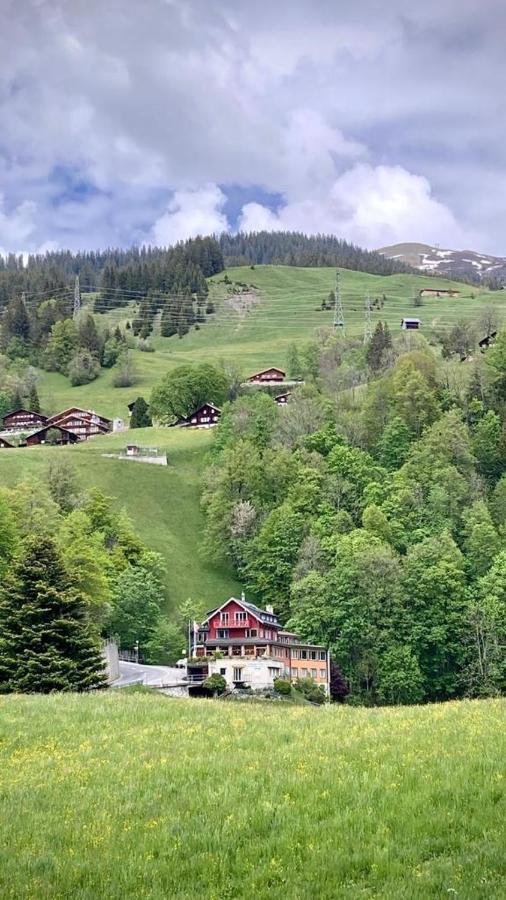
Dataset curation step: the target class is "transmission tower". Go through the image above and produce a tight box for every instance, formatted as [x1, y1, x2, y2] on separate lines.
[73, 275, 81, 318]
[363, 296, 372, 344]
[333, 270, 345, 334]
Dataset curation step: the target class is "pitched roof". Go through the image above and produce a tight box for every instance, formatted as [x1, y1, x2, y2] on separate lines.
[47, 407, 111, 424]
[2, 408, 46, 420]
[248, 366, 286, 380]
[177, 402, 221, 423]
[202, 596, 279, 626]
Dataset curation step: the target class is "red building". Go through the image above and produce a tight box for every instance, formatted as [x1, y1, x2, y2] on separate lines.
[175, 403, 221, 428]
[25, 425, 79, 446]
[247, 367, 286, 384]
[1, 409, 48, 432]
[193, 596, 329, 692]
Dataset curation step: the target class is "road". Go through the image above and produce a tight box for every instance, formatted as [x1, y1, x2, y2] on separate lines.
[115, 661, 186, 688]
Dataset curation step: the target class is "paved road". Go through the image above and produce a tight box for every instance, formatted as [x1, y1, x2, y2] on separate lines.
[115, 661, 186, 688]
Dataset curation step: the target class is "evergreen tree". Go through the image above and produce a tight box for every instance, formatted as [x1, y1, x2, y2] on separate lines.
[130, 396, 152, 428]
[0, 537, 106, 693]
[27, 384, 41, 413]
[1, 294, 30, 346]
[366, 321, 391, 371]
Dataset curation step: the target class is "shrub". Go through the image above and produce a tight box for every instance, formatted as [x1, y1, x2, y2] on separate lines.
[137, 338, 155, 353]
[203, 673, 227, 696]
[68, 350, 100, 386]
[273, 677, 292, 695]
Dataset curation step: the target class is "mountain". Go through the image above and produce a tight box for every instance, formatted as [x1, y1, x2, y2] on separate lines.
[378, 242, 506, 284]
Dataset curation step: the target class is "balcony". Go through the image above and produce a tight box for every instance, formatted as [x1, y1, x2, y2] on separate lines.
[218, 617, 252, 628]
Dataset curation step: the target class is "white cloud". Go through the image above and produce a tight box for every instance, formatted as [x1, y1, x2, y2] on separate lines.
[149, 184, 229, 246]
[239, 164, 475, 249]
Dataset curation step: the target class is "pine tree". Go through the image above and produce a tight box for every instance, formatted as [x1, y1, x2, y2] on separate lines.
[28, 384, 41, 413]
[0, 537, 106, 693]
[130, 396, 152, 428]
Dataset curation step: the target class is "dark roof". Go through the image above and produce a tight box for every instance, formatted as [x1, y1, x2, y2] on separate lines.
[2, 408, 46, 420]
[248, 367, 286, 380]
[0, 437, 14, 447]
[202, 597, 279, 626]
[27, 424, 78, 440]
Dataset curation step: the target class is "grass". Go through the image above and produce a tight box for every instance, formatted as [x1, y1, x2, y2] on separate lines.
[0, 693, 505, 898]
[0, 427, 240, 613]
[33, 265, 497, 419]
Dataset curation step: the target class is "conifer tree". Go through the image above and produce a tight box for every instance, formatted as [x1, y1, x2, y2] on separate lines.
[28, 383, 40, 413]
[130, 396, 152, 428]
[0, 537, 106, 693]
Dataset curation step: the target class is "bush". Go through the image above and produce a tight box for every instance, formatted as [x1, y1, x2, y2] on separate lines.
[68, 350, 100, 386]
[273, 677, 292, 695]
[203, 674, 227, 696]
[137, 339, 155, 353]
[306, 687, 326, 705]
[295, 677, 326, 704]
[112, 350, 136, 388]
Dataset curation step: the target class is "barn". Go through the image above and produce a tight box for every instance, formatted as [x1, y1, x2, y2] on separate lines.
[401, 318, 421, 330]
[247, 367, 286, 383]
[175, 403, 221, 428]
[1, 409, 48, 432]
[274, 392, 291, 405]
[25, 425, 79, 446]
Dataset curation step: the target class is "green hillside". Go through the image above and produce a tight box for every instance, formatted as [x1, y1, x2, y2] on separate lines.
[0, 428, 240, 613]
[0, 693, 505, 899]
[33, 265, 496, 419]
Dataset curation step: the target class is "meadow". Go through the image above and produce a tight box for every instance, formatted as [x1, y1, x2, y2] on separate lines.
[0, 693, 504, 899]
[0, 427, 240, 612]
[33, 265, 497, 418]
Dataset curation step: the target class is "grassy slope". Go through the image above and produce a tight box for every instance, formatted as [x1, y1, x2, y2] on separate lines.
[0, 427, 240, 612]
[34, 265, 496, 419]
[0, 693, 505, 899]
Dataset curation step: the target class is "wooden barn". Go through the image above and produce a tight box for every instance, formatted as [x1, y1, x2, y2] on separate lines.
[1, 409, 48, 432]
[175, 403, 221, 428]
[274, 392, 291, 405]
[0, 436, 14, 448]
[51, 412, 110, 440]
[247, 367, 286, 384]
[401, 317, 421, 330]
[47, 407, 111, 430]
[25, 425, 79, 446]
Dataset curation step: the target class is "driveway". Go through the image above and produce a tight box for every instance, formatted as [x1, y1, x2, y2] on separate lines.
[115, 661, 186, 688]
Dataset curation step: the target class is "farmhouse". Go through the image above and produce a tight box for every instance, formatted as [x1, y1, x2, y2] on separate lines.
[51, 412, 110, 440]
[25, 425, 79, 446]
[1, 408, 48, 432]
[175, 403, 221, 428]
[247, 367, 286, 384]
[191, 596, 329, 693]
[0, 436, 14, 448]
[401, 317, 421, 330]
[419, 288, 460, 298]
[274, 392, 291, 405]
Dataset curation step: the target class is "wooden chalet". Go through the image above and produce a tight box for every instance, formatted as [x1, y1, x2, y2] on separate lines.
[191, 596, 329, 693]
[247, 367, 286, 384]
[0, 436, 14, 448]
[1, 408, 48, 432]
[274, 392, 291, 405]
[51, 412, 110, 441]
[25, 425, 79, 446]
[401, 317, 421, 330]
[175, 403, 221, 428]
[47, 407, 111, 429]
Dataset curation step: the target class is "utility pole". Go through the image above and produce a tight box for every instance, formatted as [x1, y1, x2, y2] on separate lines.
[363, 295, 372, 344]
[73, 274, 81, 319]
[333, 270, 345, 334]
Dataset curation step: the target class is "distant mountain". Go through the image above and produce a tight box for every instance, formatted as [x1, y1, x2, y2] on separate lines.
[378, 242, 506, 284]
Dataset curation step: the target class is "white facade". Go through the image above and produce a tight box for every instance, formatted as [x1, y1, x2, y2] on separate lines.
[207, 656, 285, 690]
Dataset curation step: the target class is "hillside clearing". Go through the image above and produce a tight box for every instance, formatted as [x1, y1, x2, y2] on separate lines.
[0, 694, 504, 899]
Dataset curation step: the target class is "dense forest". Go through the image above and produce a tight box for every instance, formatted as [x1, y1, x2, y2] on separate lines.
[188, 325, 506, 706]
[219, 231, 414, 274]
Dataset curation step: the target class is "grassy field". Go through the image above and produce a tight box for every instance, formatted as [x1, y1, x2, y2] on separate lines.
[33, 265, 499, 418]
[0, 427, 240, 612]
[0, 693, 504, 899]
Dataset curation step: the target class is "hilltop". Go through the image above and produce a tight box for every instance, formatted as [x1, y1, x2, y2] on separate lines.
[379, 241, 506, 284]
[0, 692, 504, 899]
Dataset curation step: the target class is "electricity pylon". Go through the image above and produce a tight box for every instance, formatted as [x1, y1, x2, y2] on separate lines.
[333, 270, 345, 334]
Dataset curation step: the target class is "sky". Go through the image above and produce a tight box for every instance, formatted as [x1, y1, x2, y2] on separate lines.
[1, 0, 505, 256]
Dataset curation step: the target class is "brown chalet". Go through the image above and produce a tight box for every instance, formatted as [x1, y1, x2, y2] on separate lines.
[247, 367, 286, 384]
[175, 403, 221, 428]
[25, 424, 79, 446]
[1, 408, 48, 432]
[274, 392, 291, 405]
[0, 436, 14, 448]
[47, 407, 112, 441]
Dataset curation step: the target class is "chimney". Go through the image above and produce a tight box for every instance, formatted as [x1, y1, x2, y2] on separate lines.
[266, 604, 274, 614]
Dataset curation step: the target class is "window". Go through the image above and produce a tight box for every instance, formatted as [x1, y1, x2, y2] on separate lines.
[220, 612, 229, 624]
[250, 629, 257, 638]
[233, 667, 243, 682]
[291, 667, 297, 677]
[319, 669, 326, 679]
[220, 668, 226, 676]
[319, 651, 326, 660]
[311, 669, 317, 679]
[292, 649, 299, 659]
[235, 611, 247, 622]
[217, 629, 229, 639]
[301, 650, 307, 660]
[310, 651, 317, 660]
[268, 667, 279, 679]
[301, 668, 308, 677]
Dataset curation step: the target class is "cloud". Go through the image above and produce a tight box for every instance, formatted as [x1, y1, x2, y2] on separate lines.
[149, 185, 229, 245]
[239, 164, 474, 249]
[0, 0, 504, 252]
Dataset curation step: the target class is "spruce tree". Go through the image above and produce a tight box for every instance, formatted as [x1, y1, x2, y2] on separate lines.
[28, 383, 41, 413]
[0, 537, 106, 693]
[130, 396, 152, 428]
